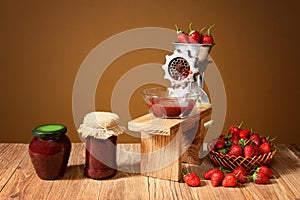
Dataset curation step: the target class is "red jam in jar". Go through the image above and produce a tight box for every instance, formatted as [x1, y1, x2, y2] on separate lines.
[84, 136, 117, 179]
[29, 124, 71, 180]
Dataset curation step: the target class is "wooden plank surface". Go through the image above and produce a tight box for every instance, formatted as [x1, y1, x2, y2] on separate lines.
[128, 106, 212, 136]
[0, 143, 299, 200]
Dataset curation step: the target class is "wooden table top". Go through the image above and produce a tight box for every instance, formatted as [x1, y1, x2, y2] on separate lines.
[0, 143, 299, 200]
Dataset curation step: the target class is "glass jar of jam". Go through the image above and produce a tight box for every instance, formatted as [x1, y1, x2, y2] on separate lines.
[29, 124, 71, 180]
[84, 136, 117, 179]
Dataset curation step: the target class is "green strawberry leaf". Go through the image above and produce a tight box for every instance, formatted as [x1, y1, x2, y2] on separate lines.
[238, 139, 248, 148]
[218, 148, 228, 154]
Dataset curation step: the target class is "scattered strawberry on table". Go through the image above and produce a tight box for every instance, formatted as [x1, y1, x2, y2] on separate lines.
[182, 165, 201, 187]
[175, 23, 214, 44]
[203, 167, 220, 180]
[252, 171, 271, 184]
[245, 165, 275, 184]
[203, 165, 275, 187]
[183, 172, 201, 187]
[232, 166, 247, 183]
[222, 173, 238, 187]
[211, 170, 225, 187]
[256, 166, 274, 178]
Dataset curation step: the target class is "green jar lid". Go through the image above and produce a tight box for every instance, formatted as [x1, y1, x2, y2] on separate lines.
[32, 124, 67, 138]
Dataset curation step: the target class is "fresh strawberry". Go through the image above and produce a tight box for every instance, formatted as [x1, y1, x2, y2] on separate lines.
[228, 144, 243, 157]
[198, 27, 207, 43]
[259, 142, 272, 155]
[250, 133, 261, 146]
[228, 121, 243, 135]
[188, 23, 202, 44]
[204, 167, 220, 180]
[183, 173, 201, 187]
[229, 126, 240, 135]
[253, 144, 260, 156]
[256, 166, 274, 178]
[211, 171, 224, 187]
[253, 171, 270, 184]
[261, 137, 267, 143]
[261, 136, 277, 144]
[202, 24, 214, 44]
[239, 129, 251, 140]
[175, 24, 189, 43]
[244, 145, 256, 157]
[231, 133, 240, 145]
[214, 137, 226, 149]
[232, 166, 247, 183]
[222, 173, 238, 187]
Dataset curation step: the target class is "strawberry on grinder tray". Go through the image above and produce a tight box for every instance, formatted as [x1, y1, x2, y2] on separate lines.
[175, 24, 190, 43]
[188, 23, 202, 44]
[202, 24, 215, 44]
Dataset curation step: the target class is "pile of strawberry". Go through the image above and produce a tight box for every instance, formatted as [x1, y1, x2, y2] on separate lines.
[175, 23, 215, 44]
[212, 122, 276, 158]
[204, 165, 274, 187]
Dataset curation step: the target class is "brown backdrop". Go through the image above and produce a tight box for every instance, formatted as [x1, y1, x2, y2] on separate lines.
[0, 0, 299, 144]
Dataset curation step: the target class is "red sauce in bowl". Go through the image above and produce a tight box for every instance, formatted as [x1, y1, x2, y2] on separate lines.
[148, 98, 196, 118]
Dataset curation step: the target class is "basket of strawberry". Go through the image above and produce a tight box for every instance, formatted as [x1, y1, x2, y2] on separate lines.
[208, 122, 277, 172]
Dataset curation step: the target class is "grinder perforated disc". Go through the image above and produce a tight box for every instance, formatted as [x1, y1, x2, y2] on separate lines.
[168, 57, 191, 81]
[162, 49, 197, 86]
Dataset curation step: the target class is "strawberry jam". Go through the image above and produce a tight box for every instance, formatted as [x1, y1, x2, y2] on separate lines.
[29, 124, 71, 180]
[84, 136, 117, 179]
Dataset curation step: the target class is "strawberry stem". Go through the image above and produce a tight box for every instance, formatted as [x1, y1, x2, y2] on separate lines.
[238, 121, 244, 129]
[207, 24, 215, 36]
[175, 24, 182, 34]
[219, 166, 230, 174]
[189, 22, 196, 34]
[181, 167, 186, 176]
[244, 175, 254, 179]
[269, 136, 277, 142]
[189, 22, 193, 32]
[187, 164, 192, 174]
[199, 27, 207, 34]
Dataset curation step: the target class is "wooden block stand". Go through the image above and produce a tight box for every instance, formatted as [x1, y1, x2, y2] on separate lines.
[128, 106, 212, 181]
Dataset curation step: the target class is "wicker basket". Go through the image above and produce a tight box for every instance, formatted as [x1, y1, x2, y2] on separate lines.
[208, 147, 276, 173]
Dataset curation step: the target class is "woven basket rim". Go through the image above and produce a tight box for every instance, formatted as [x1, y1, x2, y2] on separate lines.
[209, 146, 277, 159]
[208, 145, 277, 172]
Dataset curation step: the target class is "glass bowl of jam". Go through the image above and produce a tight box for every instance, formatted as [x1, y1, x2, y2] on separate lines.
[29, 124, 71, 180]
[142, 85, 201, 119]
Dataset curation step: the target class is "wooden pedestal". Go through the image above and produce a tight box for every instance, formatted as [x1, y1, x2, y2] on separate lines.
[128, 105, 212, 181]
